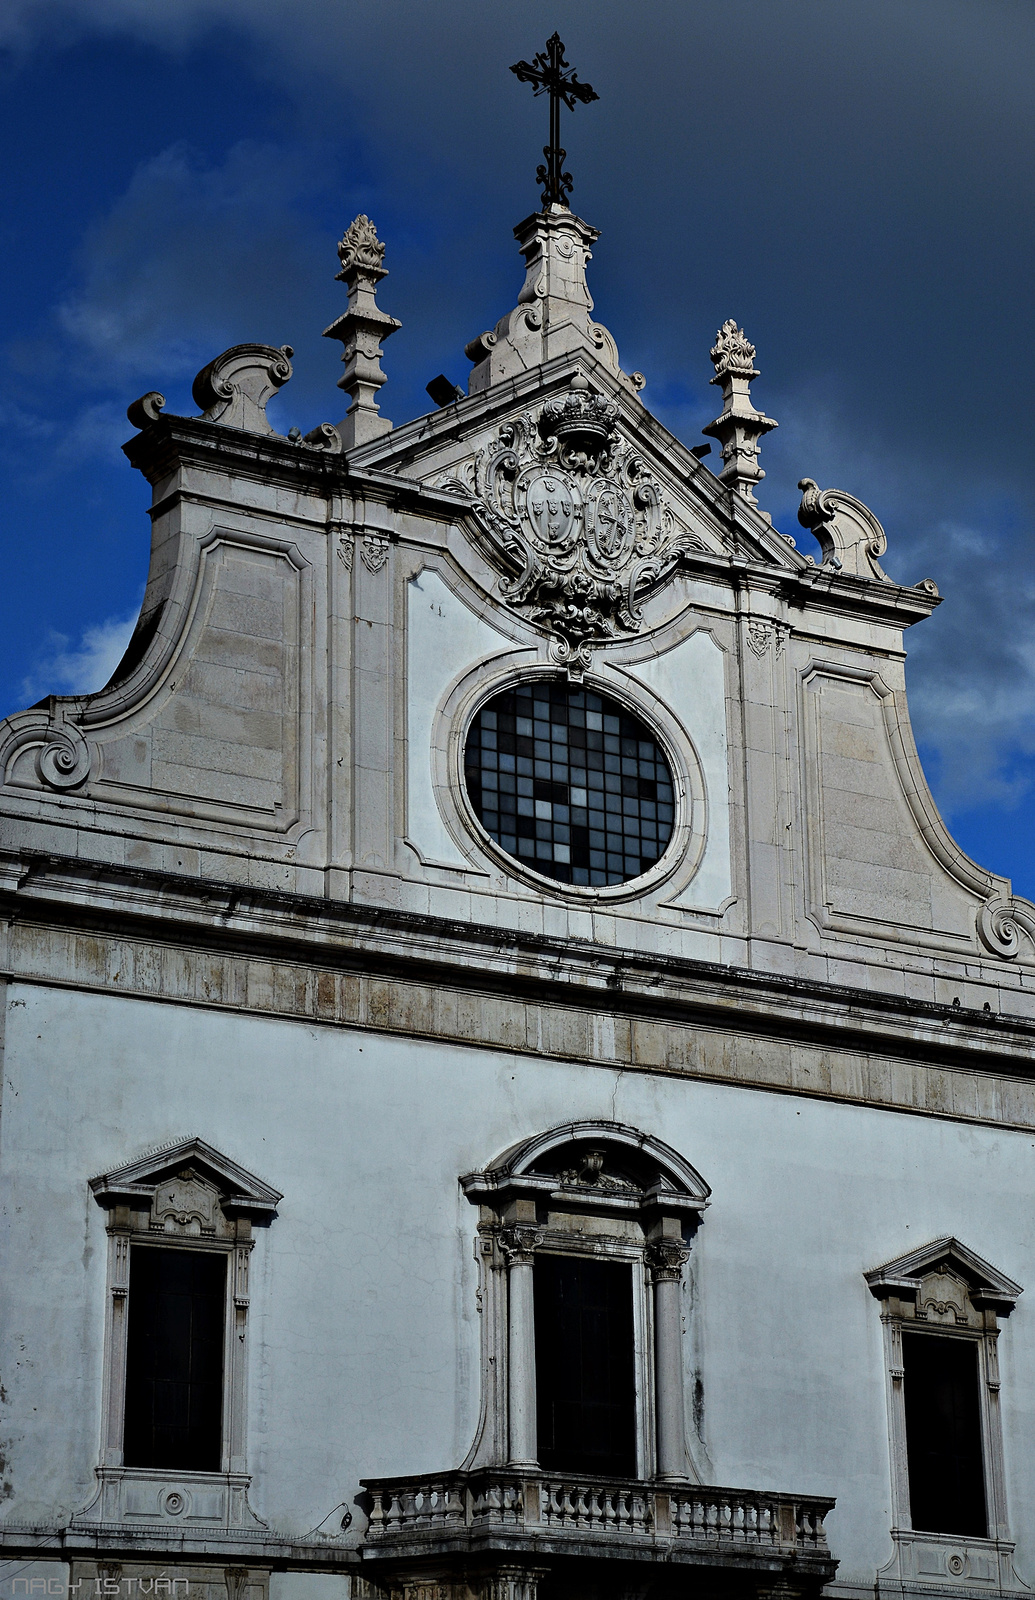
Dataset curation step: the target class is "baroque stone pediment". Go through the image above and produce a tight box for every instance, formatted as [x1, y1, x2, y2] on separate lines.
[89, 1136, 282, 1224]
[865, 1236, 1022, 1315]
[431, 378, 727, 666]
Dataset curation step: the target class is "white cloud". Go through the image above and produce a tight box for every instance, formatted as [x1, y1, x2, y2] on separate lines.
[55, 140, 331, 385]
[21, 608, 140, 703]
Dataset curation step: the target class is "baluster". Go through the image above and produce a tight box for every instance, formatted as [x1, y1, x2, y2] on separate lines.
[559, 1484, 575, 1522]
[445, 1481, 464, 1523]
[386, 1491, 404, 1531]
[368, 1489, 385, 1531]
[731, 1498, 745, 1541]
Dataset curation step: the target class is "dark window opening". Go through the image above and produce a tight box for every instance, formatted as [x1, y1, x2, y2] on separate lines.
[464, 680, 675, 887]
[534, 1254, 636, 1477]
[903, 1331, 987, 1537]
[123, 1247, 226, 1471]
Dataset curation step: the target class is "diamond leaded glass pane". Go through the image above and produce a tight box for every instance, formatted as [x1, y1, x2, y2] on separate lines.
[464, 680, 675, 888]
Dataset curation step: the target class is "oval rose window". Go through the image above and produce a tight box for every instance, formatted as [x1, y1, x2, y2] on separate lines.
[464, 680, 675, 887]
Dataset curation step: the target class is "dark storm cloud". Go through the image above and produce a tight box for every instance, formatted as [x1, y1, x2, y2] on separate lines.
[3, 0, 1035, 827]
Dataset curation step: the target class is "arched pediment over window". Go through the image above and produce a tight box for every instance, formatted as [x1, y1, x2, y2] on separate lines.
[460, 1118, 710, 1227]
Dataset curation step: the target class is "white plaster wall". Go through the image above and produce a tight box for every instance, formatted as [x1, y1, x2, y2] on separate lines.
[625, 629, 732, 911]
[3, 983, 1035, 1590]
[405, 569, 513, 868]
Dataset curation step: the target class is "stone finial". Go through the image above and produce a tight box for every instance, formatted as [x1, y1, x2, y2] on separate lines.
[336, 213, 385, 276]
[322, 214, 401, 450]
[702, 319, 777, 504]
[465, 207, 644, 398]
[191, 344, 294, 434]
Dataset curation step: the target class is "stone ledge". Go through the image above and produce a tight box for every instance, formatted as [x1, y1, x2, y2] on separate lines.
[0, 1522, 360, 1572]
[7, 854, 1035, 1131]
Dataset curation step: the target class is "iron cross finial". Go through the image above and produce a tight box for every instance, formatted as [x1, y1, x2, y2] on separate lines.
[511, 33, 598, 210]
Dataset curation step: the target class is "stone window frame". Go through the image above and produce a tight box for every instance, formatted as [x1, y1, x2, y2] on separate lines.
[77, 1138, 281, 1532]
[865, 1237, 1026, 1595]
[433, 659, 709, 904]
[460, 1119, 711, 1482]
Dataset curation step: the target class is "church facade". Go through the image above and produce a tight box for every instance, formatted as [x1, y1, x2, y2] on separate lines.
[3, 189, 1035, 1600]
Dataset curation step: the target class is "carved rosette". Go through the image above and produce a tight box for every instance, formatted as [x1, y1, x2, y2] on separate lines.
[468, 380, 705, 664]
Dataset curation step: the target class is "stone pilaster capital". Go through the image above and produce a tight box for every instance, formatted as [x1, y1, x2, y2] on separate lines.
[498, 1224, 543, 1265]
[645, 1239, 690, 1283]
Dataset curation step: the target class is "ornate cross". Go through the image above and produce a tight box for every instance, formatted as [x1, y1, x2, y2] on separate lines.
[511, 33, 598, 209]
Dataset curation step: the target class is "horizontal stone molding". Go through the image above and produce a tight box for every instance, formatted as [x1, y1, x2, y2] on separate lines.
[7, 861, 1035, 1132]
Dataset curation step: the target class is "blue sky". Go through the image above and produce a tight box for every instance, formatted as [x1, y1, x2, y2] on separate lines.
[2, 0, 1035, 897]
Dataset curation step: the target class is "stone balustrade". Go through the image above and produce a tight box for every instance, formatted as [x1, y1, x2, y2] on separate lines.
[361, 1468, 834, 1565]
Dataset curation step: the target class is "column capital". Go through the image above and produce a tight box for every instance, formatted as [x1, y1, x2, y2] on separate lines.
[499, 1224, 543, 1264]
[645, 1239, 690, 1283]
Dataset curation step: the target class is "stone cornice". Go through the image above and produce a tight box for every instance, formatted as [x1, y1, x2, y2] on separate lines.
[0, 1520, 360, 1572]
[122, 405, 937, 636]
[3, 850, 1035, 1085]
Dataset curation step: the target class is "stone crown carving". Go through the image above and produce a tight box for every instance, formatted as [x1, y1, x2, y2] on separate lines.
[462, 378, 709, 666]
[538, 379, 619, 467]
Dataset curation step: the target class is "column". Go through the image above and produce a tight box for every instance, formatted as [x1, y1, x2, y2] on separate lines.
[647, 1239, 690, 1480]
[500, 1225, 542, 1469]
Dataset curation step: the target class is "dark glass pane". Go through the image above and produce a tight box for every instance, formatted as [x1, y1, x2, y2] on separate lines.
[903, 1332, 987, 1537]
[465, 682, 674, 886]
[123, 1247, 226, 1471]
[534, 1255, 636, 1477]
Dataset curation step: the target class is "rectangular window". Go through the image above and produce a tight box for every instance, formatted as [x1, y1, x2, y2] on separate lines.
[903, 1331, 987, 1537]
[123, 1247, 226, 1471]
[534, 1254, 636, 1477]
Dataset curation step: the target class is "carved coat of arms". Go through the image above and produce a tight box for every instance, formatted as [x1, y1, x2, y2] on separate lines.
[440, 378, 708, 667]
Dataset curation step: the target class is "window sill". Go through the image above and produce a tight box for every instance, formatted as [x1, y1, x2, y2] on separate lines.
[879, 1529, 1029, 1594]
[70, 1466, 268, 1532]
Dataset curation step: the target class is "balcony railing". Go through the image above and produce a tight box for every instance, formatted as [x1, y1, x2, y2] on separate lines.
[361, 1468, 834, 1571]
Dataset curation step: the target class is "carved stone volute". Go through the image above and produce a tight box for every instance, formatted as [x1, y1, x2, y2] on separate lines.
[192, 344, 294, 435]
[797, 478, 892, 582]
[498, 1224, 543, 1264]
[645, 1239, 691, 1283]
